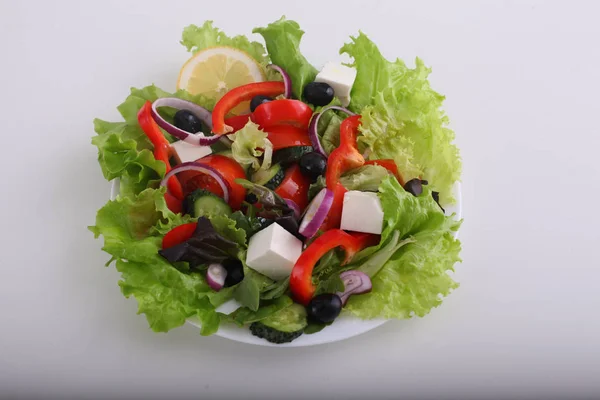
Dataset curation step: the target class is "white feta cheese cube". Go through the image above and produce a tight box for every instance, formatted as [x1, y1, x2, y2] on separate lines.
[315, 62, 357, 107]
[170, 134, 212, 163]
[245, 223, 303, 281]
[340, 191, 384, 234]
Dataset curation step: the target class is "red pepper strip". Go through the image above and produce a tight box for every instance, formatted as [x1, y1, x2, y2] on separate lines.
[162, 222, 197, 249]
[290, 229, 379, 305]
[212, 81, 285, 134]
[224, 114, 251, 133]
[364, 159, 405, 186]
[137, 101, 184, 201]
[320, 115, 365, 231]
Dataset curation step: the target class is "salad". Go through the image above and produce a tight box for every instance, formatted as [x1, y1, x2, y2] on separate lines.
[90, 17, 462, 344]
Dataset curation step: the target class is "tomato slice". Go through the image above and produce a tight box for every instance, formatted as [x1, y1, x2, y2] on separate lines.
[252, 99, 313, 130]
[177, 154, 247, 210]
[162, 222, 197, 249]
[224, 114, 251, 133]
[274, 164, 311, 211]
[266, 125, 312, 151]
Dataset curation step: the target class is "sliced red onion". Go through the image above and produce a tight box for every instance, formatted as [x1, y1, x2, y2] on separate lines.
[151, 98, 222, 146]
[298, 188, 334, 238]
[160, 162, 231, 203]
[285, 199, 301, 219]
[308, 106, 356, 157]
[268, 64, 292, 99]
[207, 263, 227, 291]
[336, 270, 372, 306]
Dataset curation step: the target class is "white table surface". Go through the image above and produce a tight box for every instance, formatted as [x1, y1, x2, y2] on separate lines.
[1, 0, 599, 398]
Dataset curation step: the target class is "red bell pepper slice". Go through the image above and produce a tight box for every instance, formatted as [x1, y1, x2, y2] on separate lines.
[364, 159, 404, 185]
[266, 125, 312, 150]
[161, 222, 197, 249]
[137, 101, 184, 203]
[251, 99, 313, 131]
[274, 164, 311, 210]
[224, 114, 251, 133]
[212, 81, 285, 134]
[290, 229, 379, 305]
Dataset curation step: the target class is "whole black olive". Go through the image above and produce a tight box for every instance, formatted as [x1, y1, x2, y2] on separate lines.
[307, 293, 343, 323]
[223, 259, 244, 287]
[299, 152, 327, 181]
[250, 95, 272, 112]
[303, 82, 334, 107]
[173, 109, 203, 133]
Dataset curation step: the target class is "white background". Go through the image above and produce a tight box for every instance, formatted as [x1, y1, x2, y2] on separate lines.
[1, 0, 599, 398]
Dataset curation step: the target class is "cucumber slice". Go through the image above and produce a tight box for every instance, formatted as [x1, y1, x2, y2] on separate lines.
[251, 164, 285, 189]
[183, 189, 232, 217]
[272, 146, 313, 167]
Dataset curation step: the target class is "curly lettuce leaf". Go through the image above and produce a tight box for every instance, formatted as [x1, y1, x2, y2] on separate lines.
[340, 33, 461, 203]
[230, 121, 273, 171]
[181, 20, 269, 66]
[92, 85, 215, 198]
[340, 164, 389, 191]
[253, 17, 318, 98]
[344, 176, 461, 319]
[89, 188, 221, 334]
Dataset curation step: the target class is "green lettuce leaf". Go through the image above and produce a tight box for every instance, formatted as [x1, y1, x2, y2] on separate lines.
[181, 20, 269, 66]
[253, 17, 318, 98]
[340, 33, 461, 203]
[344, 176, 462, 319]
[230, 121, 273, 171]
[92, 85, 215, 199]
[89, 188, 221, 334]
[340, 164, 389, 191]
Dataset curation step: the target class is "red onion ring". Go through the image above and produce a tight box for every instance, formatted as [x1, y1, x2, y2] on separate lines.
[151, 98, 222, 146]
[308, 106, 356, 157]
[207, 263, 227, 291]
[298, 188, 334, 238]
[160, 161, 231, 203]
[336, 270, 372, 306]
[268, 64, 292, 99]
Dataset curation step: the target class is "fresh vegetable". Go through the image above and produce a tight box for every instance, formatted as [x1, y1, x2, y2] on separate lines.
[336, 270, 372, 306]
[207, 263, 227, 291]
[151, 98, 219, 145]
[223, 258, 245, 287]
[252, 99, 313, 130]
[298, 152, 327, 181]
[158, 217, 241, 268]
[253, 17, 318, 98]
[298, 188, 334, 238]
[267, 64, 292, 98]
[174, 109, 204, 133]
[339, 165, 388, 192]
[224, 114, 252, 133]
[272, 145, 314, 167]
[307, 293, 342, 323]
[251, 164, 284, 189]
[137, 101, 184, 201]
[303, 82, 334, 106]
[308, 105, 355, 156]
[230, 121, 273, 171]
[364, 159, 403, 185]
[250, 95, 272, 112]
[341, 33, 461, 203]
[160, 162, 231, 204]
[290, 229, 379, 305]
[249, 322, 303, 344]
[249, 303, 307, 344]
[355, 230, 414, 278]
[212, 81, 285, 134]
[182, 189, 232, 218]
[266, 125, 312, 150]
[177, 154, 247, 210]
[162, 222, 197, 249]
[274, 164, 311, 211]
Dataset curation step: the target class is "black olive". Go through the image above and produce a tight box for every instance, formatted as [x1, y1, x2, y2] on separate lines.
[431, 191, 445, 213]
[303, 82, 334, 106]
[223, 259, 244, 287]
[299, 152, 327, 181]
[245, 193, 258, 204]
[404, 179, 423, 196]
[173, 109, 204, 133]
[250, 95, 272, 112]
[307, 293, 342, 323]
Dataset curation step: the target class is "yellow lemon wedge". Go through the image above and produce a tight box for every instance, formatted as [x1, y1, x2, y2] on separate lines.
[177, 47, 265, 115]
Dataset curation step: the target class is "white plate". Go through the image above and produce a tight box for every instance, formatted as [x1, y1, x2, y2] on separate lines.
[110, 180, 462, 347]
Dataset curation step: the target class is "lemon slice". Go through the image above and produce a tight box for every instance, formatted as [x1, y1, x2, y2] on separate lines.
[177, 47, 265, 116]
